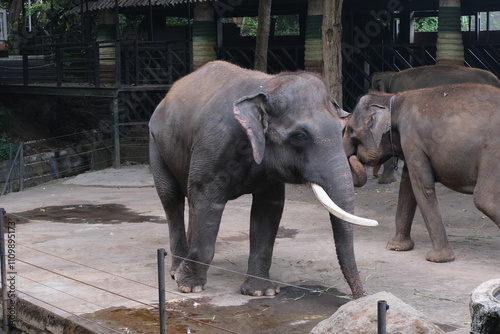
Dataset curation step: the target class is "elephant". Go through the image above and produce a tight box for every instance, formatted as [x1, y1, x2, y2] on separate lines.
[370, 65, 500, 184]
[343, 83, 500, 263]
[149, 61, 377, 299]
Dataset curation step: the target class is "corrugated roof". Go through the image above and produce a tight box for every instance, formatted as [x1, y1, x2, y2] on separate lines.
[68, 0, 212, 14]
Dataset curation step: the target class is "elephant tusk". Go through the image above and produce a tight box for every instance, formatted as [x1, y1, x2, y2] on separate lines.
[311, 183, 378, 227]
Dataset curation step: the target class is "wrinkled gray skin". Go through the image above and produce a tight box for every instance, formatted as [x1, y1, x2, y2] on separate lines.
[149, 61, 364, 298]
[344, 83, 500, 262]
[371, 65, 500, 184]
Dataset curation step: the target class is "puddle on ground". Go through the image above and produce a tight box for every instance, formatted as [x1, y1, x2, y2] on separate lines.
[13, 204, 166, 224]
[82, 285, 349, 333]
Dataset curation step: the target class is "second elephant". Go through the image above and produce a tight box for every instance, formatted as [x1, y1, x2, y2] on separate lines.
[344, 83, 500, 262]
[370, 65, 500, 184]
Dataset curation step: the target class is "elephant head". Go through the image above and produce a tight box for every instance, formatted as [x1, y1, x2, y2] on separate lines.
[343, 93, 401, 187]
[233, 74, 377, 227]
[371, 72, 396, 92]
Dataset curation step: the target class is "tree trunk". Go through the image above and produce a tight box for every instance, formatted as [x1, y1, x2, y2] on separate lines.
[7, 0, 24, 40]
[254, 0, 272, 72]
[436, 0, 464, 65]
[322, 0, 343, 105]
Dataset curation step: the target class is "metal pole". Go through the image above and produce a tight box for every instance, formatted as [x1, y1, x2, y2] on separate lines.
[157, 249, 167, 334]
[1, 208, 8, 333]
[1, 145, 21, 197]
[378, 300, 389, 334]
[110, 98, 120, 169]
[18, 143, 24, 192]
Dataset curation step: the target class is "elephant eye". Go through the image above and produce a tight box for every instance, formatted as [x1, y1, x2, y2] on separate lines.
[290, 130, 310, 147]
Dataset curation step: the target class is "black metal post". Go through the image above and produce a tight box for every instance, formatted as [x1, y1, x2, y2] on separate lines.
[18, 143, 24, 192]
[378, 300, 389, 334]
[110, 98, 120, 169]
[1, 208, 8, 333]
[1, 144, 22, 197]
[157, 249, 167, 334]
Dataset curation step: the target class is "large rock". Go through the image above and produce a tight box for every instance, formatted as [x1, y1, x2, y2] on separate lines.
[470, 278, 500, 334]
[310, 292, 444, 334]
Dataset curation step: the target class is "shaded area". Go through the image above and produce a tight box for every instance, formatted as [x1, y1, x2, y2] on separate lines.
[14, 204, 166, 224]
[83, 285, 349, 334]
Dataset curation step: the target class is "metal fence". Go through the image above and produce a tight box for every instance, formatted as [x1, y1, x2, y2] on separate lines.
[0, 123, 151, 196]
[0, 40, 190, 87]
[342, 42, 500, 111]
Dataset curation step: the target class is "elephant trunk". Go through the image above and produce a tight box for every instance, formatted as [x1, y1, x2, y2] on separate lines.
[343, 135, 368, 187]
[308, 157, 375, 299]
[348, 156, 368, 187]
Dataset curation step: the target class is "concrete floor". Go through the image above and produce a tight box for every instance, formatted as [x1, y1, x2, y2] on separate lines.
[1, 165, 499, 333]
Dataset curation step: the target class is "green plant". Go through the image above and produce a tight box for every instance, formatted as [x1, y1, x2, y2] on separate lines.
[0, 137, 10, 161]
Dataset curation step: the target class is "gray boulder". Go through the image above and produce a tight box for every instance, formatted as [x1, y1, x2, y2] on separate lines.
[310, 291, 444, 334]
[470, 278, 500, 334]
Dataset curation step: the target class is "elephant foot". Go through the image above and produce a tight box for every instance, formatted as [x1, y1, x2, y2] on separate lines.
[425, 248, 455, 263]
[386, 237, 415, 251]
[174, 263, 208, 293]
[378, 172, 397, 184]
[241, 277, 280, 296]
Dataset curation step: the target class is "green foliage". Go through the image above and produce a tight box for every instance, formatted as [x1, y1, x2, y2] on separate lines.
[0, 137, 10, 161]
[0, 103, 9, 161]
[238, 15, 300, 37]
[414, 17, 438, 32]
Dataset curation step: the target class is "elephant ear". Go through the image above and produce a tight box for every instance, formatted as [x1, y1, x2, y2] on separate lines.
[331, 98, 350, 129]
[233, 93, 269, 164]
[366, 104, 391, 148]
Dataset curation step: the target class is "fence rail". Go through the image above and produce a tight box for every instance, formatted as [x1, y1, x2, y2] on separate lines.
[0, 40, 190, 88]
[342, 42, 500, 111]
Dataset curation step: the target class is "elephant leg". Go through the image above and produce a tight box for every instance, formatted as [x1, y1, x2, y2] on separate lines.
[387, 164, 417, 251]
[175, 193, 226, 293]
[473, 163, 500, 228]
[149, 141, 187, 278]
[407, 159, 455, 262]
[241, 183, 285, 296]
[378, 158, 398, 184]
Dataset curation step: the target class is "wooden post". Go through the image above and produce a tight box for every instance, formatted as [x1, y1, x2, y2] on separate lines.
[254, 0, 272, 72]
[322, 0, 344, 106]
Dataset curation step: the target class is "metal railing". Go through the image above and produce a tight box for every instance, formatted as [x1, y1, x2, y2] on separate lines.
[342, 42, 500, 111]
[217, 45, 304, 74]
[0, 40, 190, 88]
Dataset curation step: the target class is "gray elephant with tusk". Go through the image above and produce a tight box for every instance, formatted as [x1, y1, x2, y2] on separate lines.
[149, 61, 377, 299]
[343, 83, 500, 263]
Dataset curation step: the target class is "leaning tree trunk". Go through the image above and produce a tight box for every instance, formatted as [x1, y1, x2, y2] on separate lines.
[254, 0, 272, 72]
[322, 0, 343, 106]
[435, 0, 464, 65]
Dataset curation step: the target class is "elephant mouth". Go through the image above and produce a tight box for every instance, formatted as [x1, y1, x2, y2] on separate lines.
[311, 183, 377, 227]
[348, 155, 368, 187]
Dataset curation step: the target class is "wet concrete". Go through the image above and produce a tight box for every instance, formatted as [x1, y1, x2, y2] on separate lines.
[84, 285, 348, 334]
[14, 204, 166, 224]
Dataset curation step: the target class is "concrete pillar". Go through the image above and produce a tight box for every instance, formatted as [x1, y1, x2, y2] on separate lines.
[304, 0, 323, 73]
[192, 3, 217, 70]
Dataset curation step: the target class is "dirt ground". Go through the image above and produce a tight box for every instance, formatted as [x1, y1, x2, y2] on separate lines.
[2, 165, 499, 333]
